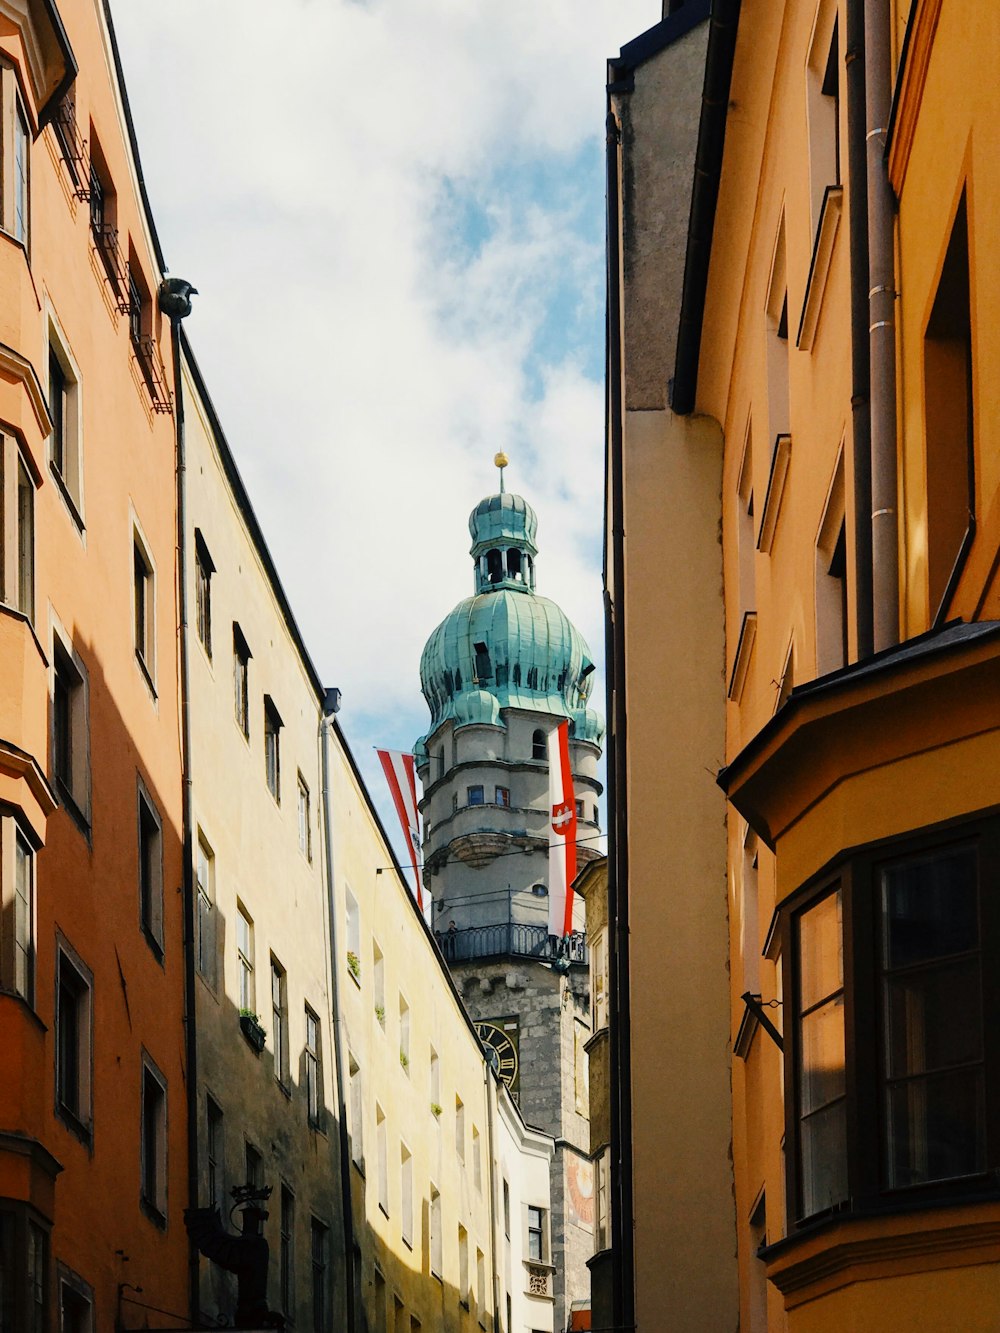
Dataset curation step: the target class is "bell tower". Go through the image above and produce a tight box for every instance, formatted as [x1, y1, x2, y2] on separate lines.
[415, 457, 604, 1330]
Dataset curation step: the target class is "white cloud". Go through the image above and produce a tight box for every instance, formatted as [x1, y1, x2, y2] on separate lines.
[112, 0, 658, 839]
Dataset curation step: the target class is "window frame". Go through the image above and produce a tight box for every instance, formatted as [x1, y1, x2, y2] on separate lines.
[140, 1052, 168, 1225]
[132, 522, 156, 690]
[194, 529, 214, 660]
[280, 1183, 295, 1318]
[271, 955, 289, 1090]
[46, 316, 84, 524]
[55, 936, 93, 1143]
[305, 1004, 323, 1129]
[137, 778, 164, 958]
[206, 1094, 224, 1209]
[233, 623, 251, 738]
[236, 902, 255, 1014]
[263, 695, 282, 802]
[780, 812, 1000, 1234]
[195, 832, 217, 988]
[298, 772, 312, 859]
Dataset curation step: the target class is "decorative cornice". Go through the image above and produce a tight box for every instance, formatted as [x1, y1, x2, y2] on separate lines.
[0, 736, 57, 819]
[0, 1129, 63, 1181]
[0, 340, 52, 439]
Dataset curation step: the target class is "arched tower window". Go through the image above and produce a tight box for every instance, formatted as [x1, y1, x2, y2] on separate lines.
[532, 729, 545, 760]
[507, 549, 522, 580]
[486, 549, 503, 584]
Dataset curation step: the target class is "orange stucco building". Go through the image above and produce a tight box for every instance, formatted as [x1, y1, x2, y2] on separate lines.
[606, 0, 1000, 1328]
[0, 2, 187, 1328]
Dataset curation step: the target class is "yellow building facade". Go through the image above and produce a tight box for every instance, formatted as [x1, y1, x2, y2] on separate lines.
[607, 0, 1000, 1328]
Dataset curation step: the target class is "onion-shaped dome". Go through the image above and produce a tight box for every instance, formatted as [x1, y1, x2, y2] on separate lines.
[417, 486, 603, 745]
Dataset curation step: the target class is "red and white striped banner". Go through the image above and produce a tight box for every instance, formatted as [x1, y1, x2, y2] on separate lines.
[547, 720, 577, 937]
[376, 748, 423, 911]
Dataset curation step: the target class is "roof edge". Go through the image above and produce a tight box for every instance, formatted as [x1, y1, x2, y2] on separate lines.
[609, 0, 711, 84]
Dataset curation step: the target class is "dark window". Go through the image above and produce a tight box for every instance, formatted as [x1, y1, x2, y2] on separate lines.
[196, 837, 216, 986]
[924, 192, 974, 619]
[467, 786, 484, 807]
[57, 948, 91, 1134]
[13, 103, 28, 248]
[141, 1061, 167, 1222]
[59, 1278, 92, 1333]
[88, 162, 104, 235]
[264, 696, 282, 801]
[138, 787, 163, 954]
[822, 18, 841, 184]
[311, 1218, 328, 1332]
[280, 1186, 295, 1316]
[12, 831, 34, 1003]
[194, 531, 214, 657]
[128, 267, 142, 346]
[486, 548, 503, 584]
[49, 348, 67, 476]
[207, 1097, 224, 1208]
[306, 1006, 322, 1127]
[133, 536, 154, 676]
[16, 456, 34, 620]
[784, 819, 1000, 1230]
[506, 548, 522, 578]
[527, 1205, 544, 1262]
[532, 729, 545, 760]
[473, 641, 492, 683]
[233, 624, 251, 737]
[271, 957, 288, 1088]
[245, 1141, 262, 1190]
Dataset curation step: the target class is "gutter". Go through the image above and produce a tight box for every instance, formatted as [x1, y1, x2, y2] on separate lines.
[320, 702, 359, 1333]
[603, 91, 635, 1333]
[670, 0, 743, 415]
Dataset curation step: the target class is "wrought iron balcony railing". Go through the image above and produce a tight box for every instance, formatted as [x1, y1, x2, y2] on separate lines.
[435, 922, 587, 966]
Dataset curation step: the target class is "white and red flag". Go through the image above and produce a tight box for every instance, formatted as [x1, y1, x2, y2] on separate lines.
[376, 749, 424, 912]
[547, 720, 577, 937]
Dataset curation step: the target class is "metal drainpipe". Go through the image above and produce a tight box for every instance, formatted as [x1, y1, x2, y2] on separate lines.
[158, 279, 199, 1323]
[845, 0, 873, 659]
[320, 701, 359, 1332]
[865, 0, 900, 650]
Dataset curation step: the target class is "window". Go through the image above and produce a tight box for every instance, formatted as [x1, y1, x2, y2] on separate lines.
[245, 1140, 262, 1190]
[400, 1144, 413, 1247]
[237, 904, 254, 1012]
[264, 695, 282, 800]
[271, 957, 288, 1087]
[495, 786, 510, 807]
[16, 453, 34, 619]
[473, 640, 492, 683]
[137, 783, 163, 955]
[458, 1225, 469, 1307]
[27, 1220, 46, 1333]
[807, 15, 841, 232]
[591, 929, 608, 1031]
[472, 1126, 482, 1192]
[133, 530, 155, 681]
[141, 1057, 167, 1222]
[49, 347, 67, 477]
[765, 221, 790, 458]
[52, 635, 89, 822]
[739, 831, 761, 997]
[56, 943, 92, 1137]
[399, 995, 410, 1072]
[476, 1247, 486, 1319]
[47, 329, 83, 516]
[532, 729, 545, 760]
[455, 1095, 465, 1161]
[88, 131, 120, 286]
[503, 1179, 510, 1239]
[467, 785, 484, 806]
[11, 828, 34, 1002]
[13, 99, 28, 247]
[376, 1106, 388, 1214]
[373, 941, 385, 1028]
[311, 1218, 328, 1333]
[737, 421, 756, 620]
[924, 192, 974, 619]
[207, 1096, 224, 1208]
[305, 1005, 323, 1127]
[346, 889, 360, 982]
[280, 1185, 294, 1317]
[527, 1205, 545, 1262]
[430, 1047, 440, 1110]
[430, 1185, 442, 1277]
[233, 624, 251, 736]
[194, 530, 214, 658]
[595, 1148, 610, 1252]
[297, 774, 311, 858]
[196, 834, 216, 985]
[349, 1053, 364, 1168]
[58, 1270, 93, 1333]
[815, 450, 848, 675]
[784, 820, 999, 1231]
[575, 798, 584, 818]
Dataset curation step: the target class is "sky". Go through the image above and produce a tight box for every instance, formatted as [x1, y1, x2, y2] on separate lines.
[112, 0, 658, 854]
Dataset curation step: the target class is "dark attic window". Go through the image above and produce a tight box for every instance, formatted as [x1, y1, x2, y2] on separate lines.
[486, 549, 503, 584]
[474, 642, 492, 683]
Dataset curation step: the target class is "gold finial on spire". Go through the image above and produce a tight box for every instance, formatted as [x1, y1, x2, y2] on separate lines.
[494, 450, 509, 493]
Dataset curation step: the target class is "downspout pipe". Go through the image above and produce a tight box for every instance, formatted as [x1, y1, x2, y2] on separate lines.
[603, 93, 635, 1333]
[845, 0, 873, 658]
[320, 698, 359, 1333]
[158, 276, 199, 1322]
[865, 0, 900, 651]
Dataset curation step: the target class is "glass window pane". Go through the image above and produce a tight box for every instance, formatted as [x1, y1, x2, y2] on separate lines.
[800, 1098, 847, 1216]
[800, 994, 845, 1115]
[885, 959, 982, 1079]
[881, 845, 978, 968]
[886, 1067, 985, 1188]
[799, 889, 842, 1010]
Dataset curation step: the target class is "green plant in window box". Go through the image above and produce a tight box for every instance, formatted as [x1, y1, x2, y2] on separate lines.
[430, 1101, 442, 1117]
[374, 1003, 385, 1024]
[399, 1050, 409, 1070]
[238, 1009, 266, 1053]
[346, 950, 360, 980]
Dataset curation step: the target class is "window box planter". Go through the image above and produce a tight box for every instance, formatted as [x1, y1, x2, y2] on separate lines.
[346, 950, 361, 984]
[239, 1011, 266, 1054]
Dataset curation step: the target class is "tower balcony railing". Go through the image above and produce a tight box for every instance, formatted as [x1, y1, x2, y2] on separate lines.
[436, 922, 587, 966]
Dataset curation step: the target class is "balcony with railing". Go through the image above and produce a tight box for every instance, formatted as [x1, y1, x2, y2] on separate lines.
[435, 922, 587, 966]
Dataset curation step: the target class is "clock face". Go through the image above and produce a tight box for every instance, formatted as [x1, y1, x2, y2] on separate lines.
[476, 1021, 520, 1094]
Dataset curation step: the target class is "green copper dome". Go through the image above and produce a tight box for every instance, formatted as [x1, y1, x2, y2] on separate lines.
[417, 489, 604, 747]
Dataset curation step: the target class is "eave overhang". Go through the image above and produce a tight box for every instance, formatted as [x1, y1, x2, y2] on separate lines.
[1, 0, 77, 129]
[718, 621, 1000, 850]
[607, 0, 711, 91]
